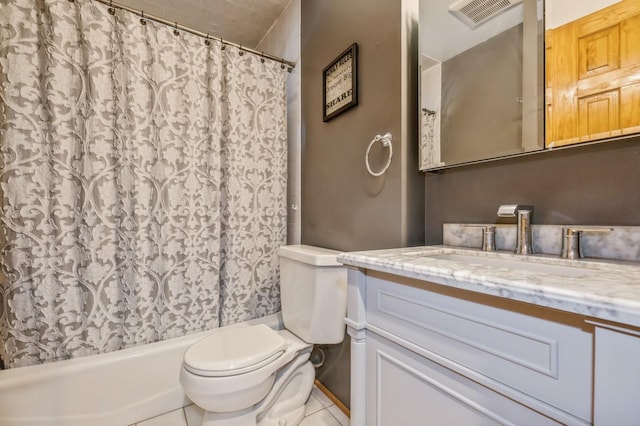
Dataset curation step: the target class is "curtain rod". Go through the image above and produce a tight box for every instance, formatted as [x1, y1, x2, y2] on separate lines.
[80, 0, 296, 70]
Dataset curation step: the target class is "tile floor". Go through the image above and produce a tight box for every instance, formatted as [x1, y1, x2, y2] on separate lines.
[133, 385, 349, 426]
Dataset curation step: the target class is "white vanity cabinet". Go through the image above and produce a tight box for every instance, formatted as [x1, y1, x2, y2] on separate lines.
[344, 265, 640, 426]
[365, 332, 566, 425]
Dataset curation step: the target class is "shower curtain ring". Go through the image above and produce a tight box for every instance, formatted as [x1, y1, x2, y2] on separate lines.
[140, 11, 146, 25]
[108, 0, 115, 15]
[239, 46, 244, 56]
[204, 33, 211, 46]
[173, 22, 179, 36]
[260, 52, 265, 63]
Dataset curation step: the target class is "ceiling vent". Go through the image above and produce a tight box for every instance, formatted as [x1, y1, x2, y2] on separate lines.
[449, 0, 522, 29]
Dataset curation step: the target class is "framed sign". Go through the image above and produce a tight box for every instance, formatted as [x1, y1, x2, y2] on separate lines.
[323, 43, 358, 122]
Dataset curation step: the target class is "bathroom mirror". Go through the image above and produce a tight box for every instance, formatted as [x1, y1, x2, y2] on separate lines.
[419, 0, 640, 171]
[545, 0, 640, 148]
[418, 0, 544, 170]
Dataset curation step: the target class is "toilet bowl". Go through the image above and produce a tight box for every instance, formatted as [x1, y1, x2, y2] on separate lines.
[180, 245, 348, 426]
[180, 325, 315, 425]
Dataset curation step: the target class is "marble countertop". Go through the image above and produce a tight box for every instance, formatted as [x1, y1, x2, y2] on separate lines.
[338, 246, 640, 328]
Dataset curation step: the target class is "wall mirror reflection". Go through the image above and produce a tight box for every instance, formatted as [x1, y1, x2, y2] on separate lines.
[419, 0, 640, 171]
[419, 0, 544, 170]
[545, 0, 640, 148]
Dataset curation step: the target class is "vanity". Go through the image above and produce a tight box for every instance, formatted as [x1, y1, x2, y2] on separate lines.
[339, 227, 640, 425]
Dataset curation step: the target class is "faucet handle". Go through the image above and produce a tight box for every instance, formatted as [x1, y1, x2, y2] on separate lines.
[560, 227, 613, 259]
[497, 204, 533, 217]
[465, 225, 497, 251]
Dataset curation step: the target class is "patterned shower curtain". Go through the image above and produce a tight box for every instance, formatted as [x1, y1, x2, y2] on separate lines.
[0, 0, 287, 368]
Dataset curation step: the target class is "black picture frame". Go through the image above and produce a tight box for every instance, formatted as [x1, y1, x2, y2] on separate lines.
[323, 43, 358, 122]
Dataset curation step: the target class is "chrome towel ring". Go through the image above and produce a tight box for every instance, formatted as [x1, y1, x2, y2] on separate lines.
[365, 132, 393, 176]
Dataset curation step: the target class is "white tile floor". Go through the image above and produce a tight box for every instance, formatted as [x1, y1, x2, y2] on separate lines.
[134, 385, 349, 426]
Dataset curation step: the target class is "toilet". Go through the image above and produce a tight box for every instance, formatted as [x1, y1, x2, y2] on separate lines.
[179, 245, 348, 426]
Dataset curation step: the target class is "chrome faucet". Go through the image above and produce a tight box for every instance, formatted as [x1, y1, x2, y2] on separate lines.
[560, 227, 612, 259]
[497, 204, 534, 255]
[464, 225, 496, 251]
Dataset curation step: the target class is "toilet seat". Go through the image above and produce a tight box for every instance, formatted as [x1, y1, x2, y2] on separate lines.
[183, 324, 286, 377]
[180, 328, 314, 416]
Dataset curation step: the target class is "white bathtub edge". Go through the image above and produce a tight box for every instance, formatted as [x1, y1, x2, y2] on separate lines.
[0, 312, 283, 426]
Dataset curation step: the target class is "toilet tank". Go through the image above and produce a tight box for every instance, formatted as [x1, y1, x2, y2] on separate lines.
[278, 245, 347, 344]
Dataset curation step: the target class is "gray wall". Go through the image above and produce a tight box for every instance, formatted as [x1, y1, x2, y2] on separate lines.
[301, 0, 424, 253]
[425, 136, 640, 244]
[441, 24, 523, 164]
[301, 0, 423, 408]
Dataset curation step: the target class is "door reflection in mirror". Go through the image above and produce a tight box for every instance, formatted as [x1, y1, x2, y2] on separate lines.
[545, 0, 640, 147]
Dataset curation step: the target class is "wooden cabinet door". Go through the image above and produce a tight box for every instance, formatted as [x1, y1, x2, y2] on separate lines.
[546, 0, 640, 147]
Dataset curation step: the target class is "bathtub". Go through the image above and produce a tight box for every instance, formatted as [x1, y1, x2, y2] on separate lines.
[0, 313, 283, 426]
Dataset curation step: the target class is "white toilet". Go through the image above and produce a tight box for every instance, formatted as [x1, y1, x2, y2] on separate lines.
[180, 245, 348, 426]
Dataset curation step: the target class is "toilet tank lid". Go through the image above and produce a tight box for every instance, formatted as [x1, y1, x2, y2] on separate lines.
[278, 245, 343, 266]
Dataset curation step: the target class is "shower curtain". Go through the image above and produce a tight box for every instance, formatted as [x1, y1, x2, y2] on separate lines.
[0, 0, 287, 368]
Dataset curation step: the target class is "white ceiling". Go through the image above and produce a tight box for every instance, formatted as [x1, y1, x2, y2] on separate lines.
[115, 0, 291, 48]
[420, 0, 618, 64]
[545, 0, 619, 29]
[419, 0, 524, 64]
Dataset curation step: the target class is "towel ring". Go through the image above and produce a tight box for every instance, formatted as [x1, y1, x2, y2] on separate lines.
[365, 132, 393, 176]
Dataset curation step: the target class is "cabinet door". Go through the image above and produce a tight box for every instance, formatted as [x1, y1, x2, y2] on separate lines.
[365, 272, 592, 421]
[594, 325, 640, 425]
[365, 332, 563, 426]
[546, 0, 640, 147]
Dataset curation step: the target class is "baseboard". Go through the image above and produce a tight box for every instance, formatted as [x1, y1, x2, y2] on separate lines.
[314, 379, 350, 418]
